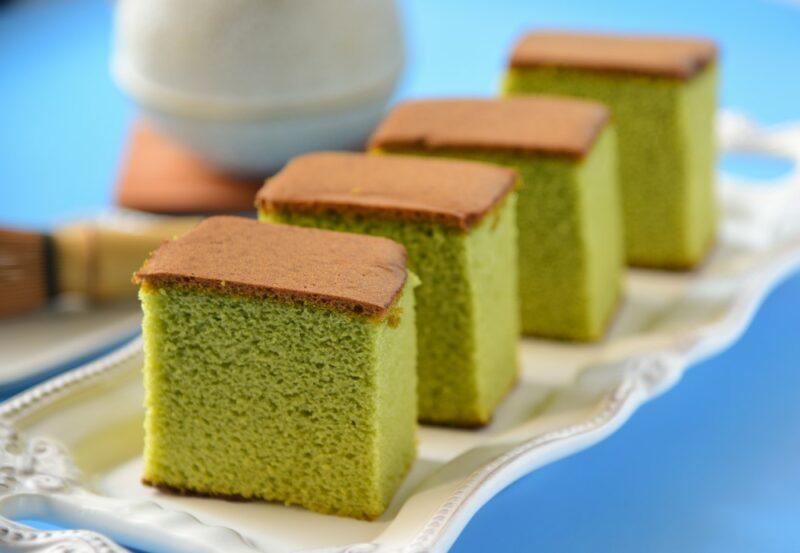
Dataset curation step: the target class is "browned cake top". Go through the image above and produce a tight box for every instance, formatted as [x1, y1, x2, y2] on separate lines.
[368, 97, 609, 158]
[134, 216, 408, 316]
[257, 152, 517, 230]
[509, 31, 718, 79]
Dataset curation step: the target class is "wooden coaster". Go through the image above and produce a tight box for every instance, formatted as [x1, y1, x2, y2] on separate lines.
[115, 121, 263, 214]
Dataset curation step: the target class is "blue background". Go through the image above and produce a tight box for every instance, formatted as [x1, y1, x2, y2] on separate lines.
[2, 0, 800, 551]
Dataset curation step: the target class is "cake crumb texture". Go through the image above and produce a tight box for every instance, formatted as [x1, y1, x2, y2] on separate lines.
[373, 126, 623, 341]
[505, 60, 718, 268]
[262, 194, 519, 426]
[140, 279, 418, 519]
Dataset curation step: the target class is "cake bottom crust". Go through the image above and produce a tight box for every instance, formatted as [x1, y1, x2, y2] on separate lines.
[419, 371, 521, 429]
[142, 476, 395, 521]
[143, 478, 254, 502]
[627, 235, 718, 272]
[521, 284, 625, 343]
[524, 232, 715, 342]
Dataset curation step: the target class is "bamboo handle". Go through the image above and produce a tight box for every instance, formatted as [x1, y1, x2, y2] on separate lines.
[53, 217, 200, 301]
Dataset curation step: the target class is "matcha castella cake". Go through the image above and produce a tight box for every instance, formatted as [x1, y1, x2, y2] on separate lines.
[257, 152, 519, 426]
[504, 31, 718, 268]
[368, 98, 624, 341]
[134, 216, 417, 519]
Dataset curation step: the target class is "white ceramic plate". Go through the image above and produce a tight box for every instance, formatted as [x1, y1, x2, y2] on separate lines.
[0, 113, 799, 553]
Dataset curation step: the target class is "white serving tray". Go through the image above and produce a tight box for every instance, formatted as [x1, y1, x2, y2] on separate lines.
[0, 299, 141, 395]
[0, 113, 799, 553]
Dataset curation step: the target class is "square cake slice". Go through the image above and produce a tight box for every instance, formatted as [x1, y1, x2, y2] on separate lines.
[368, 98, 624, 341]
[257, 153, 519, 426]
[134, 216, 417, 519]
[504, 30, 718, 268]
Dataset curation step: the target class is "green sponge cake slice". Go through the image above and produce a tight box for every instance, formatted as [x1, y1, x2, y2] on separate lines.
[504, 31, 718, 268]
[257, 152, 519, 426]
[368, 98, 624, 341]
[134, 216, 417, 519]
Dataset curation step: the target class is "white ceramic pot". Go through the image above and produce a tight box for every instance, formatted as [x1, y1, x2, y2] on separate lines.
[112, 0, 405, 176]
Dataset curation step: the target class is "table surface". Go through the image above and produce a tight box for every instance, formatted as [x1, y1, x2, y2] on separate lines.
[2, 0, 800, 551]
